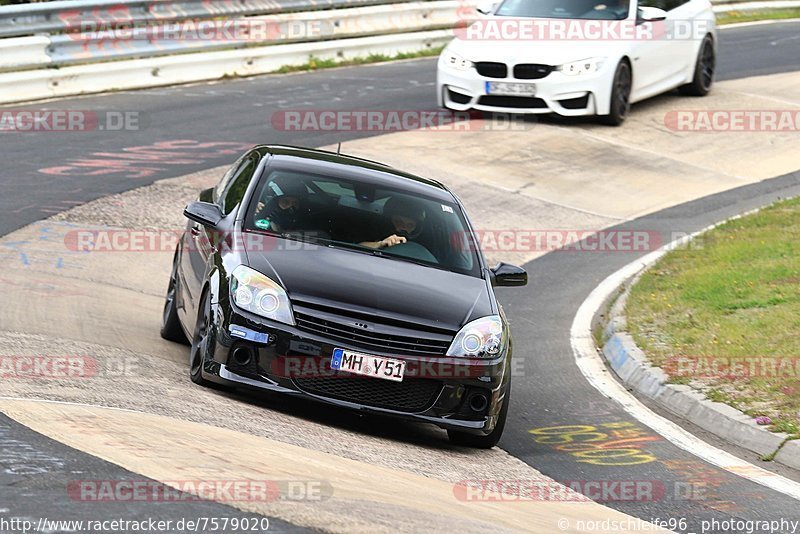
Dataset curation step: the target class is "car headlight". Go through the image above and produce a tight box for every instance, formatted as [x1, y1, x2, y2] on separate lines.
[446, 315, 507, 358]
[440, 49, 473, 72]
[230, 265, 295, 325]
[558, 57, 606, 76]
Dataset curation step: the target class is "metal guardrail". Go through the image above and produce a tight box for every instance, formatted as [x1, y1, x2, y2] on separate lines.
[0, 0, 415, 38]
[0, 29, 453, 104]
[40, 2, 458, 67]
[0, 0, 460, 71]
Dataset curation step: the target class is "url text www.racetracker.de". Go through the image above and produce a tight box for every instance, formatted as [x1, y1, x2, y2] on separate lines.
[0, 516, 270, 533]
[557, 517, 800, 533]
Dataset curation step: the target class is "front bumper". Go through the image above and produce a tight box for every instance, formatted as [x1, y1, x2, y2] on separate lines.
[202, 305, 512, 436]
[436, 61, 615, 116]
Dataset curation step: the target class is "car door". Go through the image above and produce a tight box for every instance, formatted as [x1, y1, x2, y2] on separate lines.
[179, 152, 259, 322]
[665, 0, 710, 77]
[633, 0, 693, 96]
[628, 0, 681, 98]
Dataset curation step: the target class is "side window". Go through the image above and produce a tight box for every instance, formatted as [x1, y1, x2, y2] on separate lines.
[220, 155, 259, 215]
[638, 0, 684, 10]
[662, 0, 688, 10]
[213, 155, 246, 205]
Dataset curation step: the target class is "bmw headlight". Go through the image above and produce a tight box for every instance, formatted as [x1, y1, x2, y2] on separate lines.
[446, 315, 507, 358]
[558, 57, 606, 76]
[230, 265, 295, 325]
[440, 49, 473, 72]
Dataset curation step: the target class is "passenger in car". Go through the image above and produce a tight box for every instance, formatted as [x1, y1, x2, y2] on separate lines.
[254, 175, 309, 232]
[359, 196, 427, 249]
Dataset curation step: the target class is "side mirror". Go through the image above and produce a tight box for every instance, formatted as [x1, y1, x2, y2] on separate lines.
[490, 262, 528, 287]
[184, 201, 224, 229]
[637, 6, 667, 23]
[476, 0, 498, 15]
[199, 187, 214, 202]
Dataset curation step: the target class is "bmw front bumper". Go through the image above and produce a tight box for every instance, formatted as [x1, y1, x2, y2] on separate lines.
[436, 59, 615, 117]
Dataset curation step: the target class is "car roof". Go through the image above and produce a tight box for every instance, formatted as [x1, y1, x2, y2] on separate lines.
[253, 145, 454, 200]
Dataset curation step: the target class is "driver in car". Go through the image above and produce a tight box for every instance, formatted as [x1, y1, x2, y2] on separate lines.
[254, 175, 308, 233]
[589, 0, 630, 18]
[360, 196, 426, 249]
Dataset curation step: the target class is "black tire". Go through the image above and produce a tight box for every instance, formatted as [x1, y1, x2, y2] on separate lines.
[448, 382, 511, 449]
[600, 60, 632, 126]
[189, 289, 215, 387]
[160, 253, 189, 344]
[680, 35, 715, 97]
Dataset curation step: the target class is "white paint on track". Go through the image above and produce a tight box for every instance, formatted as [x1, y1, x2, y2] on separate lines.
[570, 212, 800, 503]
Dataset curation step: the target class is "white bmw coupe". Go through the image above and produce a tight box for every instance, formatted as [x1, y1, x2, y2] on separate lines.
[437, 0, 717, 124]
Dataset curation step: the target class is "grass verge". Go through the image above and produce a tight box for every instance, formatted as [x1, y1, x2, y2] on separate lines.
[274, 47, 445, 74]
[717, 8, 800, 25]
[625, 197, 800, 439]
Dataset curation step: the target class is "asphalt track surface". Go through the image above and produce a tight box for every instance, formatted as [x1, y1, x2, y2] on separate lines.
[1, 20, 799, 533]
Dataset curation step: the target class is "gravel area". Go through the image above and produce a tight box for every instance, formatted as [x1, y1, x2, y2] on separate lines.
[51, 166, 226, 230]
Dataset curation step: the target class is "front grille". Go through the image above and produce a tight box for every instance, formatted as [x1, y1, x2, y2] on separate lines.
[513, 63, 553, 80]
[477, 95, 547, 109]
[294, 375, 443, 412]
[294, 312, 452, 357]
[475, 62, 507, 78]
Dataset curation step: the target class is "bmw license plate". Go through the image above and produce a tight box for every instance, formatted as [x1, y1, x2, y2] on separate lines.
[486, 81, 537, 96]
[330, 348, 405, 382]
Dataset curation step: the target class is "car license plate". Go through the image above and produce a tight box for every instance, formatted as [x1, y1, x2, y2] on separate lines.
[486, 81, 537, 96]
[330, 348, 405, 382]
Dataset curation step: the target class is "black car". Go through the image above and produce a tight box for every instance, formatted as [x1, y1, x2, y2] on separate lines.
[161, 145, 527, 448]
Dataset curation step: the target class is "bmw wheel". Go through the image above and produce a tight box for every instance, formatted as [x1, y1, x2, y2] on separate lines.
[601, 60, 632, 126]
[680, 35, 715, 97]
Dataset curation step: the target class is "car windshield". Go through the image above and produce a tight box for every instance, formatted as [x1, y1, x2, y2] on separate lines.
[243, 168, 481, 277]
[494, 0, 630, 20]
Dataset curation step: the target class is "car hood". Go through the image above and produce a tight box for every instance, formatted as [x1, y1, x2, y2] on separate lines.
[244, 242, 493, 332]
[447, 20, 628, 64]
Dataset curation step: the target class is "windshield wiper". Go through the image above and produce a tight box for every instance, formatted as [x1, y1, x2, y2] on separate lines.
[321, 239, 377, 255]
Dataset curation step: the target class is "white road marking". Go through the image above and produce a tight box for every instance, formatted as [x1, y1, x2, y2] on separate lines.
[570, 206, 800, 502]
